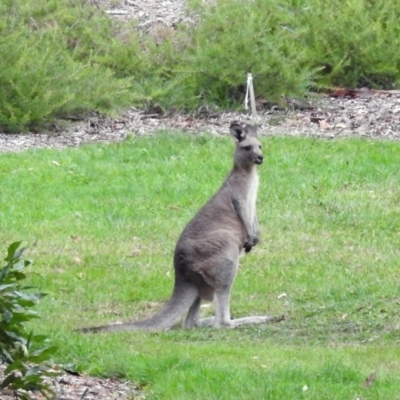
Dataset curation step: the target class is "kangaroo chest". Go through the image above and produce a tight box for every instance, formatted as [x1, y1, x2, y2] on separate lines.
[246, 170, 259, 222]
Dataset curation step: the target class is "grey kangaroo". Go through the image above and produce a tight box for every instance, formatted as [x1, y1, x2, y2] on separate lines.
[80, 123, 281, 333]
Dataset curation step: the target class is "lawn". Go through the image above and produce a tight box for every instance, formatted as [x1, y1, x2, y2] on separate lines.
[1, 132, 400, 399]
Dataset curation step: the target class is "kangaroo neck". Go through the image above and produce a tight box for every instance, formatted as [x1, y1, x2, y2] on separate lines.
[232, 163, 256, 175]
[227, 164, 258, 193]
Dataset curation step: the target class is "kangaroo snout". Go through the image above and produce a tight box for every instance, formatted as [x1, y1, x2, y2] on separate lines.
[255, 155, 264, 164]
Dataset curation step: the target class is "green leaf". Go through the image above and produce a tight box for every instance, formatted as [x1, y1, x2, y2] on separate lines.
[0, 284, 14, 293]
[11, 246, 27, 261]
[29, 346, 57, 363]
[12, 271, 28, 281]
[30, 334, 49, 343]
[14, 291, 46, 302]
[0, 265, 12, 282]
[0, 372, 16, 389]
[4, 358, 23, 375]
[1, 309, 14, 323]
[12, 261, 31, 273]
[3, 330, 26, 342]
[25, 366, 41, 377]
[0, 347, 13, 363]
[4, 241, 22, 263]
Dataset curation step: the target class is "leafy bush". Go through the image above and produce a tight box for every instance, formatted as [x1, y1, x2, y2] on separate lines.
[0, 0, 139, 132]
[120, 0, 400, 109]
[289, 0, 400, 89]
[184, 0, 400, 98]
[1, 0, 400, 132]
[0, 242, 58, 400]
[175, 0, 315, 108]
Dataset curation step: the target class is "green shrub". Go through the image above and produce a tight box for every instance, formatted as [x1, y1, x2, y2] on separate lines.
[1, 0, 400, 132]
[292, 0, 400, 89]
[147, 0, 400, 109]
[0, 242, 58, 400]
[0, 30, 131, 132]
[0, 0, 138, 132]
[173, 0, 315, 108]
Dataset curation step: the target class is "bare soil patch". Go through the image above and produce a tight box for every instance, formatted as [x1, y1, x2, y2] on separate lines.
[1, 92, 400, 154]
[0, 363, 143, 400]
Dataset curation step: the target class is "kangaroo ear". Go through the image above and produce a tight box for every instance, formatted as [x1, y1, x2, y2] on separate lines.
[244, 124, 258, 138]
[229, 123, 247, 142]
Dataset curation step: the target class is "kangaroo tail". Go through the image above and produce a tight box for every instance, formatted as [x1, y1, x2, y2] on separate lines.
[78, 283, 198, 333]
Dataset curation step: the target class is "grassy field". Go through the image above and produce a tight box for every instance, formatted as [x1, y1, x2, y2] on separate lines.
[1, 132, 400, 399]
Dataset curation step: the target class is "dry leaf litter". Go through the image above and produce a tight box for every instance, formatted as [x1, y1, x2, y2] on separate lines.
[0, 364, 143, 400]
[1, 0, 399, 398]
[2, 92, 400, 154]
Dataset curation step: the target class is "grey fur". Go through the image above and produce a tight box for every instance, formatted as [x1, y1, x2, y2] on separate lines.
[79, 123, 283, 333]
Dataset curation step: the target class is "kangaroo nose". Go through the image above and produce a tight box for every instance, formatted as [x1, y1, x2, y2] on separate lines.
[256, 155, 264, 164]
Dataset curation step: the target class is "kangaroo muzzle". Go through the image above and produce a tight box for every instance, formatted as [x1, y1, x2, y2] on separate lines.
[255, 155, 264, 165]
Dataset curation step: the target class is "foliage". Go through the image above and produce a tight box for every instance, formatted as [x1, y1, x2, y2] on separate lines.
[0, 0, 138, 133]
[0, 242, 58, 400]
[172, 0, 315, 108]
[186, 0, 400, 94]
[286, 0, 400, 88]
[1, 0, 400, 131]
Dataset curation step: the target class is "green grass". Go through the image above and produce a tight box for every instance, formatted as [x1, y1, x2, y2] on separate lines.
[1, 133, 400, 398]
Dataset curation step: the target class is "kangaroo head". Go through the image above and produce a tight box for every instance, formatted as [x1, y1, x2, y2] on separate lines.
[230, 123, 264, 169]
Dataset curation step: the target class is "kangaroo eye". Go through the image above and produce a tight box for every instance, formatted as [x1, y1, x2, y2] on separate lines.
[244, 146, 251, 151]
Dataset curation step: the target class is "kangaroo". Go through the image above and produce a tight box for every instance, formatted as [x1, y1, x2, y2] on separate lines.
[79, 123, 282, 333]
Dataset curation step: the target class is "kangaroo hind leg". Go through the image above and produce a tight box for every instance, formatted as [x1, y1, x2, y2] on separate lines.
[199, 253, 238, 328]
[201, 255, 283, 329]
[213, 286, 283, 328]
[182, 296, 201, 329]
